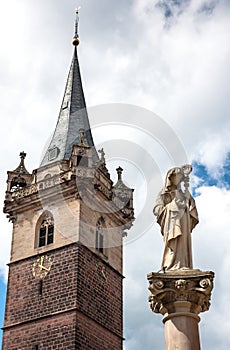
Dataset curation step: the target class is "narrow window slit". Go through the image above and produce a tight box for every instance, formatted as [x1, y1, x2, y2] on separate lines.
[39, 280, 43, 296]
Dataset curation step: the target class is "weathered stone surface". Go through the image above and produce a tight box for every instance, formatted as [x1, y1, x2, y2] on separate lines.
[153, 165, 198, 271]
[148, 269, 214, 317]
[148, 269, 214, 350]
[3, 244, 123, 349]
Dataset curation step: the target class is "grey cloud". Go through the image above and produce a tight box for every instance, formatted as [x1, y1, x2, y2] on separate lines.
[1, 1, 230, 349]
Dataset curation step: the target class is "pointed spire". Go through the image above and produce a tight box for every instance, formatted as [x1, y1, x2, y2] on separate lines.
[113, 167, 134, 216]
[114, 167, 130, 189]
[40, 8, 98, 167]
[13, 152, 30, 174]
[4, 151, 32, 197]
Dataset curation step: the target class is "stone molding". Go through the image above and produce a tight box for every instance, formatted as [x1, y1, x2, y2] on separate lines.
[147, 269, 214, 319]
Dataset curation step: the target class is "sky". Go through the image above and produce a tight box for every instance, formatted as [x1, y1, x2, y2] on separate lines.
[0, 0, 230, 348]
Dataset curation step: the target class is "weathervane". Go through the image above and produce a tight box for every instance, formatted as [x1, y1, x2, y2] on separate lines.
[72, 6, 81, 46]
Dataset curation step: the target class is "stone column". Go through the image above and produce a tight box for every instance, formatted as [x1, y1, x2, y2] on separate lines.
[147, 269, 214, 350]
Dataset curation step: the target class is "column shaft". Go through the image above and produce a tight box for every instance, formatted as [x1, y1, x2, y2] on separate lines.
[147, 270, 214, 350]
[164, 315, 200, 350]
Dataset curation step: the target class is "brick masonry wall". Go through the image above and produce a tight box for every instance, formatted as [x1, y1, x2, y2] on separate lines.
[76, 311, 122, 350]
[3, 311, 77, 349]
[2, 243, 123, 349]
[76, 244, 123, 337]
[4, 244, 78, 327]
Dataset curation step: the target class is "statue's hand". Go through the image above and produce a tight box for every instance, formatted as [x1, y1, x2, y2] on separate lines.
[185, 191, 191, 201]
[175, 198, 186, 209]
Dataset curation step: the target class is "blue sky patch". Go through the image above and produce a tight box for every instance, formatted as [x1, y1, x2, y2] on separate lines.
[192, 155, 230, 191]
[0, 279, 6, 348]
[156, 0, 190, 19]
[197, 1, 219, 16]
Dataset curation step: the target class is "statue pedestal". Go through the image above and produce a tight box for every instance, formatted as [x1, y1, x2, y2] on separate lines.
[147, 269, 214, 350]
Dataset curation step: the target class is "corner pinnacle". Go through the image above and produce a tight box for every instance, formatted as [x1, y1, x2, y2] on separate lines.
[116, 167, 123, 181]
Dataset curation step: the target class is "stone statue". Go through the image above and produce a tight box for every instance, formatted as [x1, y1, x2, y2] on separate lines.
[153, 165, 198, 271]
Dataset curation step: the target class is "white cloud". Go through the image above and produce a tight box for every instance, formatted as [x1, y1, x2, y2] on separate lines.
[194, 185, 230, 270]
[0, 0, 230, 348]
[194, 133, 230, 178]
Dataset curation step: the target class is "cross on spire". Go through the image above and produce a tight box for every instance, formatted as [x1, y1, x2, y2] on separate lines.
[72, 6, 81, 46]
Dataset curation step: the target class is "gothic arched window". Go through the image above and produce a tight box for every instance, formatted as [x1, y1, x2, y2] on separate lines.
[37, 213, 54, 248]
[96, 218, 105, 255]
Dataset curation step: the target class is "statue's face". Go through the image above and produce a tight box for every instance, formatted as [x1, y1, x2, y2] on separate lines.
[170, 172, 183, 187]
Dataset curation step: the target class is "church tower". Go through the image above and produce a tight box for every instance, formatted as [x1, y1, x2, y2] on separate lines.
[2, 10, 134, 350]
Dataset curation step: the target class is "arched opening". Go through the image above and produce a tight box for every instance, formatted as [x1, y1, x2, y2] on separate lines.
[35, 212, 54, 248]
[10, 176, 27, 192]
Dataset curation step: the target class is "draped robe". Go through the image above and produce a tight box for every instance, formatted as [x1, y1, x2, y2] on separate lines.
[154, 182, 198, 271]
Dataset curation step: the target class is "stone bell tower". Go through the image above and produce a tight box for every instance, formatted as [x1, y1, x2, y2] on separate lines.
[147, 165, 214, 350]
[2, 10, 134, 350]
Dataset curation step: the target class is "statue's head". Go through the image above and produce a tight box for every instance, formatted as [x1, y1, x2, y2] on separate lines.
[164, 167, 184, 191]
[163, 164, 192, 191]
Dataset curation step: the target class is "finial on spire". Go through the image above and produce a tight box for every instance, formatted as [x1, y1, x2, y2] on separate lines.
[116, 167, 123, 181]
[72, 6, 81, 46]
[20, 151, 26, 161]
[13, 151, 30, 174]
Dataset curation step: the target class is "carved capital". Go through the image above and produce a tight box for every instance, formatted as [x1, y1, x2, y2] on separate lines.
[147, 269, 214, 317]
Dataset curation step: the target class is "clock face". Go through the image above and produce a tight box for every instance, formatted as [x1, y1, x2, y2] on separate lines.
[32, 255, 52, 279]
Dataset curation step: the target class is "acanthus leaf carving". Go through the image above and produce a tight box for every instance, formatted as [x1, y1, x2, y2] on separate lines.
[147, 270, 214, 316]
